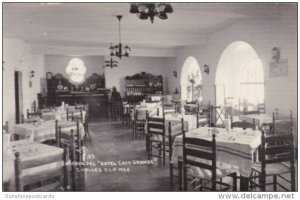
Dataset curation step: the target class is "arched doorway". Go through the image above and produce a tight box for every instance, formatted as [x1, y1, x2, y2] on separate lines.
[180, 56, 203, 102]
[215, 41, 264, 111]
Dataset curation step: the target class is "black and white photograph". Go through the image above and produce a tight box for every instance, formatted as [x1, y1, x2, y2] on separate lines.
[1, 1, 298, 196]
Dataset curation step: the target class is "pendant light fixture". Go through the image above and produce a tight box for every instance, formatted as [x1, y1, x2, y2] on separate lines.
[109, 15, 131, 59]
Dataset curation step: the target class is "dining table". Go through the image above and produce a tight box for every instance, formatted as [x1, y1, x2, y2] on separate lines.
[171, 126, 261, 191]
[144, 113, 199, 143]
[131, 103, 163, 120]
[3, 140, 64, 191]
[238, 113, 291, 133]
[13, 120, 85, 142]
[41, 109, 86, 123]
[239, 114, 273, 127]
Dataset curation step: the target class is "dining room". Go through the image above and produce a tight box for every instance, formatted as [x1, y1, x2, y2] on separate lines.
[2, 2, 298, 194]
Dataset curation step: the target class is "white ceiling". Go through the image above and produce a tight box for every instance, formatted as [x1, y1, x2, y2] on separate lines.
[3, 2, 297, 57]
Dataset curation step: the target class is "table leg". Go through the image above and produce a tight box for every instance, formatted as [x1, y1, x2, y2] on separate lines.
[240, 176, 249, 191]
[178, 161, 183, 191]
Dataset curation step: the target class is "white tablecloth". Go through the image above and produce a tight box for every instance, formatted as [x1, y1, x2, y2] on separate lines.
[14, 120, 85, 142]
[171, 127, 261, 177]
[42, 110, 86, 122]
[239, 114, 272, 126]
[3, 140, 64, 191]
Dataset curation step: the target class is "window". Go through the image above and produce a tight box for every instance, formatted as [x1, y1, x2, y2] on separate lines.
[180, 57, 203, 102]
[239, 58, 264, 110]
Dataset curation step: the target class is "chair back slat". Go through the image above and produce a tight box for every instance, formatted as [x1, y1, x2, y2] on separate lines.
[266, 156, 291, 164]
[265, 146, 292, 155]
[231, 119, 255, 130]
[259, 129, 295, 191]
[186, 160, 213, 170]
[265, 134, 292, 143]
[147, 116, 165, 136]
[258, 103, 266, 114]
[14, 147, 69, 192]
[185, 148, 213, 161]
[184, 137, 213, 148]
[148, 123, 164, 130]
[183, 131, 217, 190]
[148, 117, 164, 123]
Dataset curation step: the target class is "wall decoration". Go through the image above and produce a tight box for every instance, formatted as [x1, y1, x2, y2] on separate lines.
[173, 70, 177, 78]
[203, 64, 209, 74]
[269, 47, 288, 77]
[65, 58, 87, 84]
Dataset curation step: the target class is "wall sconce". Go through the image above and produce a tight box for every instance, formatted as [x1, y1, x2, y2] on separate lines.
[30, 70, 35, 78]
[173, 70, 177, 78]
[203, 65, 209, 74]
[29, 70, 35, 88]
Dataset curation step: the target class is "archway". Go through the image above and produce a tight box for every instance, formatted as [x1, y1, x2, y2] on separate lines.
[180, 56, 203, 102]
[215, 41, 264, 110]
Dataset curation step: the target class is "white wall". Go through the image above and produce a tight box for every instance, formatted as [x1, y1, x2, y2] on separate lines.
[44, 55, 104, 78]
[105, 57, 169, 97]
[3, 38, 45, 130]
[166, 16, 297, 129]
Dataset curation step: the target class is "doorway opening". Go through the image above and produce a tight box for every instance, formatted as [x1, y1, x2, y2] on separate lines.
[180, 56, 203, 102]
[215, 41, 264, 111]
[15, 71, 23, 124]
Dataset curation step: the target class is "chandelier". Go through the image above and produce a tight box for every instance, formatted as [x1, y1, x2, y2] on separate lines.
[109, 15, 131, 59]
[130, 3, 173, 23]
[103, 56, 119, 69]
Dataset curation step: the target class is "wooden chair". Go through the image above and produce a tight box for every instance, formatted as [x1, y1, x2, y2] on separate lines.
[250, 129, 296, 191]
[243, 107, 259, 115]
[14, 146, 70, 191]
[56, 123, 83, 191]
[272, 111, 293, 135]
[183, 132, 237, 191]
[231, 116, 256, 130]
[184, 101, 198, 115]
[133, 109, 148, 140]
[3, 121, 9, 133]
[197, 101, 212, 128]
[162, 103, 176, 115]
[26, 109, 42, 119]
[212, 106, 232, 128]
[147, 115, 166, 166]
[169, 118, 184, 188]
[55, 119, 82, 162]
[257, 102, 266, 114]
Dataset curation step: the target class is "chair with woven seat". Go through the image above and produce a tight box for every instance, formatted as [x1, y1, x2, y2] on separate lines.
[14, 146, 70, 191]
[249, 129, 296, 191]
[169, 118, 184, 188]
[147, 115, 166, 166]
[183, 132, 237, 191]
[56, 124, 83, 191]
[133, 109, 148, 140]
[55, 119, 82, 162]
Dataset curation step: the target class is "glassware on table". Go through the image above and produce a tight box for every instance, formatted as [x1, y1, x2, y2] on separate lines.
[224, 118, 231, 134]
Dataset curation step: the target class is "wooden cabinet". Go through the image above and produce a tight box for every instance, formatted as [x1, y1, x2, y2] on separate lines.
[46, 72, 109, 119]
[125, 72, 163, 104]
